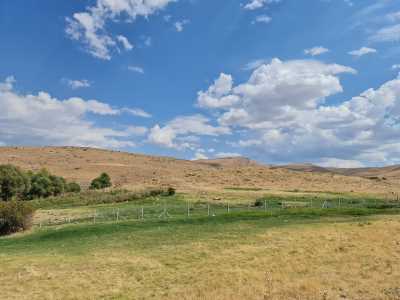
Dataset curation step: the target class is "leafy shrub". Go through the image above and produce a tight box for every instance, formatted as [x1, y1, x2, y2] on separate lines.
[66, 182, 81, 193]
[0, 201, 35, 236]
[90, 173, 112, 190]
[0, 165, 30, 201]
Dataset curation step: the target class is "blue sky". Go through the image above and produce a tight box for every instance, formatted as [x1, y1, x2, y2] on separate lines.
[0, 0, 400, 167]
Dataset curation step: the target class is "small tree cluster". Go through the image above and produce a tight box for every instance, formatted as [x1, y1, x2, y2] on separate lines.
[0, 164, 81, 201]
[90, 173, 112, 190]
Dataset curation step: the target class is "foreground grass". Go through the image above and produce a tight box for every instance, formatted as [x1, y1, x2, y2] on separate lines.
[1, 209, 400, 299]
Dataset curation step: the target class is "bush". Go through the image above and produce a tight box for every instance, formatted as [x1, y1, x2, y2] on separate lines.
[0, 165, 30, 201]
[90, 173, 112, 190]
[254, 198, 265, 207]
[165, 187, 176, 196]
[0, 201, 35, 236]
[66, 182, 81, 193]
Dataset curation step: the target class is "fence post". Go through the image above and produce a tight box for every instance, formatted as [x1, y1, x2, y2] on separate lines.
[227, 202, 230, 213]
[187, 201, 190, 217]
[264, 199, 267, 212]
[207, 204, 210, 217]
[141, 207, 144, 220]
[93, 210, 96, 224]
[116, 208, 119, 222]
[339, 198, 341, 209]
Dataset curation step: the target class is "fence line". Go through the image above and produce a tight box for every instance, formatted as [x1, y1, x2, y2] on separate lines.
[35, 197, 400, 228]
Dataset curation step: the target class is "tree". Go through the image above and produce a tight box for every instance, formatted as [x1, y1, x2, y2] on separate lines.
[90, 173, 112, 190]
[49, 175, 66, 196]
[0, 165, 29, 201]
[28, 169, 53, 199]
[66, 182, 81, 193]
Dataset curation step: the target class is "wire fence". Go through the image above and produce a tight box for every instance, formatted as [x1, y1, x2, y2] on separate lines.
[34, 197, 400, 228]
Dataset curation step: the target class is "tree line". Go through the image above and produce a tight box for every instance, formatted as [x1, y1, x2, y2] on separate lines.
[0, 164, 112, 202]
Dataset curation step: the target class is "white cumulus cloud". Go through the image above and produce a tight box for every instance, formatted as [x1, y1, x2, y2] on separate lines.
[0, 76, 148, 148]
[148, 115, 230, 149]
[66, 0, 174, 60]
[196, 59, 400, 165]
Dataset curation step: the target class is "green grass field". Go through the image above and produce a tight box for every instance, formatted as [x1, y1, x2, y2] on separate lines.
[2, 192, 400, 299]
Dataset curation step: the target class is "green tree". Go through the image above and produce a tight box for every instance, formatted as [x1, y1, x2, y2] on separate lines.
[66, 182, 81, 193]
[90, 173, 112, 190]
[49, 175, 66, 196]
[0, 165, 29, 201]
[28, 169, 53, 199]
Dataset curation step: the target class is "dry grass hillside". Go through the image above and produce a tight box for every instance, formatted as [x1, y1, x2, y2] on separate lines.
[0, 146, 398, 196]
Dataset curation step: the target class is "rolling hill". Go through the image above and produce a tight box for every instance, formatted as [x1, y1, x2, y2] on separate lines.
[0, 146, 398, 196]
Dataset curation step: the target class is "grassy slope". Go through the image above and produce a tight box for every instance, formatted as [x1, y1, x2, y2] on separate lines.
[1, 209, 400, 299]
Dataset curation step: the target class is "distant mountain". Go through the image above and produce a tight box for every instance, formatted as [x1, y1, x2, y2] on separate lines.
[196, 157, 261, 168]
[271, 163, 331, 173]
[275, 163, 400, 182]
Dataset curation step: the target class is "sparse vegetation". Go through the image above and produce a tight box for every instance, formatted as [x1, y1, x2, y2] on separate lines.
[30, 187, 177, 210]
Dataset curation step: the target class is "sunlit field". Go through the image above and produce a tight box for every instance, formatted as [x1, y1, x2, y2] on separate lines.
[2, 191, 400, 300]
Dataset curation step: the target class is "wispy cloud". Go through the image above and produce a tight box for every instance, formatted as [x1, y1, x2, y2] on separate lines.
[174, 19, 190, 32]
[62, 78, 91, 89]
[252, 15, 272, 25]
[128, 65, 144, 74]
[304, 46, 329, 56]
[348, 47, 377, 57]
[243, 0, 281, 11]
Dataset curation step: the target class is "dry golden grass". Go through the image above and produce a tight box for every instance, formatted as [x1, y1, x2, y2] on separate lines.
[0, 146, 399, 197]
[1, 215, 400, 299]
